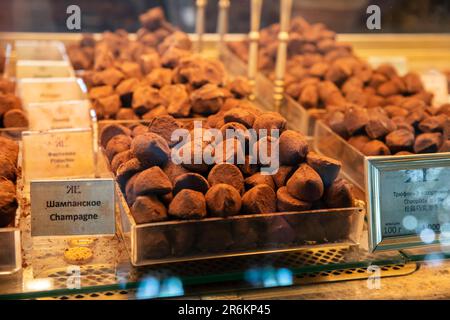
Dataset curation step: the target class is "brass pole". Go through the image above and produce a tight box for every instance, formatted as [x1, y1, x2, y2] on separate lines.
[217, 0, 230, 50]
[247, 0, 263, 101]
[196, 0, 208, 53]
[273, 0, 292, 112]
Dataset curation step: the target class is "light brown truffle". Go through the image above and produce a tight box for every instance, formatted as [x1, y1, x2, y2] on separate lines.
[173, 172, 210, 195]
[241, 184, 277, 214]
[278, 130, 309, 165]
[168, 189, 207, 219]
[205, 184, 242, 217]
[131, 195, 168, 224]
[286, 163, 324, 202]
[276, 186, 312, 212]
[134, 166, 172, 196]
[207, 163, 245, 194]
[306, 152, 341, 187]
[130, 132, 170, 167]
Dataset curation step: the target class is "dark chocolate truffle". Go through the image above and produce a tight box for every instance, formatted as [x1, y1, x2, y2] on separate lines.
[131, 195, 168, 224]
[205, 184, 242, 217]
[147, 115, 181, 147]
[278, 130, 309, 165]
[208, 163, 245, 194]
[241, 184, 276, 214]
[244, 172, 276, 191]
[134, 166, 172, 196]
[306, 152, 341, 187]
[173, 173, 210, 195]
[286, 163, 324, 202]
[276, 186, 312, 212]
[168, 189, 207, 219]
[253, 112, 287, 135]
[325, 178, 355, 208]
[0, 178, 17, 228]
[105, 134, 132, 161]
[361, 140, 391, 156]
[385, 129, 415, 153]
[100, 124, 131, 148]
[414, 132, 443, 154]
[130, 132, 170, 167]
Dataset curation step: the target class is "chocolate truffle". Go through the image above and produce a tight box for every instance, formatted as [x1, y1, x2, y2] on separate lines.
[414, 133, 443, 154]
[0, 178, 17, 228]
[278, 130, 309, 165]
[348, 135, 370, 151]
[306, 152, 341, 187]
[190, 84, 226, 115]
[168, 189, 207, 219]
[3, 109, 28, 128]
[147, 115, 181, 147]
[130, 132, 170, 167]
[244, 172, 275, 191]
[131, 195, 168, 224]
[238, 155, 260, 177]
[125, 173, 139, 206]
[116, 108, 139, 121]
[253, 112, 287, 135]
[134, 166, 172, 196]
[116, 158, 144, 187]
[325, 178, 355, 208]
[208, 163, 245, 194]
[162, 160, 190, 183]
[145, 68, 173, 89]
[105, 134, 132, 161]
[273, 165, 296, 189]
[241, 184, 277, 214]
[223, 108, 256, 128]
[286, 163, 324, 202]
[0, 136, 19, 164]
[173, 172, 210, 195]
[205, 184, 242, 217]
[365, 109, 396, 139]
[385, 129, 415, 153]
[0, 155, 16, 182]
[228, 76, 252, 98]
[361, 140, 391, 156]
[100, 124, 131, 148]
[276, 186, 312, 212]
[160, 84, 191, 118]
[132, 86, 162, 116]
[344, 106, 369, 135]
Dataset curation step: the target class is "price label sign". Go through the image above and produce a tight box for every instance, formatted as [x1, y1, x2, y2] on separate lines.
[26, 100, 92, 131]
[15, 40, 68, 61]
[22, 128, 95, 183]
[366, 153, 450, 252]
[31, 179, 115, 236]
[16, 60, 75, 79]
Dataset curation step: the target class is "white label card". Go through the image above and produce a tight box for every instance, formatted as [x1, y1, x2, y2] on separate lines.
[31, 179, 115, 236]
[26, 100, 92, 131]
[22, 129, 95, 182]
[379, 167, 450, 238]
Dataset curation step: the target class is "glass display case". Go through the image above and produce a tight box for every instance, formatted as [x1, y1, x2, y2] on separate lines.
[0, 0, 450, 300]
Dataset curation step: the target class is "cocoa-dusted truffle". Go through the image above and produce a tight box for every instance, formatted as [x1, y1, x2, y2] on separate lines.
[0, 93, 21, 116]
[325, 178, 355, 208]
[278, 130, 309, 165]
[92, 68, 124, 87]
[163, 160, 190, 183]
[132, 125, 148, 137]
[168, 189, 207, 219]
[130, 132, 170, 167]
[173, 172, 209, 195]
[361, 140, 391, 156]
[238, 155, 259, 177]
[125, 173, 138, 206]
[306, 152, 341, 187]
[414, 132, 443, 154]
[241, 184, 276, 214]
[3, 109, 29, 128]
[0, 178, 17, 228]
[158, 31, 192, 55]
[276, 186, 312, 212]
[385, 129, 415, 153]
[348, 135, 370, 151]
[105, 134, 132, 161]
[214, 137, 245, 165]
[100, 124, 131, 148]
[147, 115, 181, 147]
[139, 7, 165, 30]
[0, 155, 17, 182]
[0, 136, 19, 164]
[223, 108, 256, 128]
[132, 85, 162, 116]
[344, 106, 369, 135]
[89, 85, 114, 100]
[94, 94, 121, 119]
[131, 195, 168, 224]
[244, 172, 275, 191]
[273, 165, 295, 189]
[145, 67, 173, 89]
[227, 76, 252, 98]
[116, 158, 144, 187]
[134, 166, 172, 196]
[116, 78, 139, 107]
[177, 139, 211, 173]
[208, 163, 244, 194]
[365, 108, 396, 139]
[190, 84, 226, 115]
[286, 163, 324, 202]
[159, 84, 191, 118]
[253, 112, 287, 135]
[205, 184, 242, 217]
[116, 108, 139, 120]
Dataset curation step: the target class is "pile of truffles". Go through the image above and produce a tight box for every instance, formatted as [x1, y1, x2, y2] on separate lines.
[229, 16, 450, 156]
[101, 103, 357, 258]
[0, 78, 28, 129]
[67, 7, 251, 121]
[0, 136, 19, 228]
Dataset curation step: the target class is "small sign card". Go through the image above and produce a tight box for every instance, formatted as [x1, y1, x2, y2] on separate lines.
[26, 100, 92, 131]
[17, 78, 86, 106]
[420, 70, 449, 106]
[366, 153, 450, 252]
[31, 179, 115, 236]
[22, 128, 95, 183]
[16, 60, 75, 79]
[15, 40, 68, 61]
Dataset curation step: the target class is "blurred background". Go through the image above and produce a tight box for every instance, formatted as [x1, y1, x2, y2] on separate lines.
[0, 0, 449, 33]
